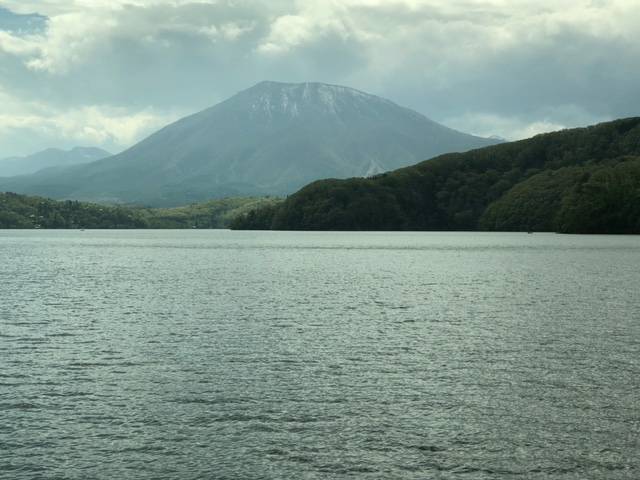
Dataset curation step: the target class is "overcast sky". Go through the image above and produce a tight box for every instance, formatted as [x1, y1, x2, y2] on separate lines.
[0, 0, 639, 157]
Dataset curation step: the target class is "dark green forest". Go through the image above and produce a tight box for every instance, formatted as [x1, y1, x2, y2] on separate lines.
[0, 193, 147, 228]
[231, 117, 640, 233]
[140, 197, 282, 229]
[0, 194, 281, 229]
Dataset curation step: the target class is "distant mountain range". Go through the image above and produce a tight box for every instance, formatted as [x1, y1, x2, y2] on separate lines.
[0, 81, 500, 206]
[231, 118, 640, 234]
[0, 147, 111, 177]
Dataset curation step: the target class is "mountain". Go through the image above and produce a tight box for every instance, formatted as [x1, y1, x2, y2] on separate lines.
[0, 6, 47, 34]
[0, 147, 112, 177]
[231, 118, 640, 234]
[0, 81, 500, 206]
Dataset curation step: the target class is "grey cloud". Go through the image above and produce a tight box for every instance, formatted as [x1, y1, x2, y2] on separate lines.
[2, 1, 372, 112]
[0, 0, 639, 155]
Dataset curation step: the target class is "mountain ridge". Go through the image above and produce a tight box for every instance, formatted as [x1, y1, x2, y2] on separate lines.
[0, 81, 500, 206]
[0, 147, 112, 177]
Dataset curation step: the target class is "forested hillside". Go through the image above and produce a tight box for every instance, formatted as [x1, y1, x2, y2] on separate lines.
[231, 118, 640, 233]
[480, 158, 640, 233]
[140, 197, 282, 228]
[0, 193, 147, 228]
[0, 193, 280, 229]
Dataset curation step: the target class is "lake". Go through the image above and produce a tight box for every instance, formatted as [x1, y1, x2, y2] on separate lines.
[1, 231, 639, 479]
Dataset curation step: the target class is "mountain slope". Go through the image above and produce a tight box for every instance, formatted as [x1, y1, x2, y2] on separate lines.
[0, 81, 499, 206]
[0, 147, 111, 177]
[231, 117, 640, 233]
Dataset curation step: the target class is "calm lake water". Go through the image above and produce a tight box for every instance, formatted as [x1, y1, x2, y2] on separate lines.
[1, 230, 639, 479]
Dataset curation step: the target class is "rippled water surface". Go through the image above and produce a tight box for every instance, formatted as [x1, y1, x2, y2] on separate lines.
[1, 230, 639, 479]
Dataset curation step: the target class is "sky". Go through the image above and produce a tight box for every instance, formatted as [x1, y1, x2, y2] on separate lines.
[0, 0, 639, 157]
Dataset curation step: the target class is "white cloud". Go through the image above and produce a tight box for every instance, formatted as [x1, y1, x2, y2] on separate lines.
[26, 11, 118, 73]
[445, 113, 568, 141]
[0, 88, 180, 155]
[258, 15, 314, 54]
[0, 30, 42, 55]
[443, 106, 609, 141]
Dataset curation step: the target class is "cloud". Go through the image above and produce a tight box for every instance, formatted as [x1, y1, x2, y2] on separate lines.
[0, 30, 41, 55]
[0, 0, 639, 155]
[443, 106, 608, 141]
[0, 86, 179, 155]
